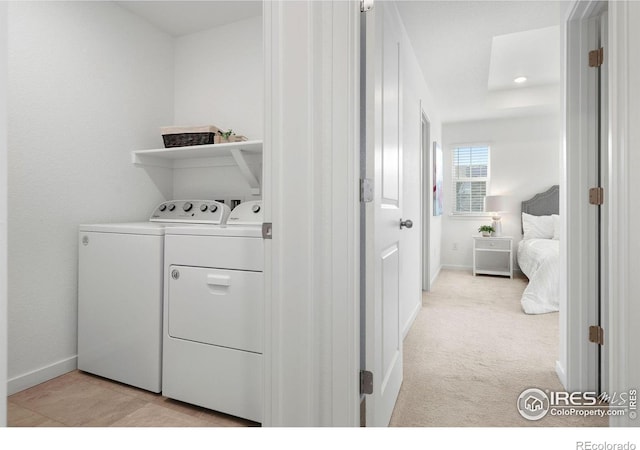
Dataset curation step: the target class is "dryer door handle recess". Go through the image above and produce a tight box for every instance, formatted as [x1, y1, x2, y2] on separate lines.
[207, 274, 231, 287]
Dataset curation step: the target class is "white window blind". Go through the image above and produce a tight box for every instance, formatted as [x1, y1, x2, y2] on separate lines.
[452, 146, 489, 214]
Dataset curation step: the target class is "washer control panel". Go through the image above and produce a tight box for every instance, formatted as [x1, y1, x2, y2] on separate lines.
[150, 200, 230, 224]
[227, 200, 263, 225]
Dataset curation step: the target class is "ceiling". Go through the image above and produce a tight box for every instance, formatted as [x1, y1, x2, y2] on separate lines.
[396, 0, 572, 123]
[116, 1, 569, 124]
[116, 1, 262, 37]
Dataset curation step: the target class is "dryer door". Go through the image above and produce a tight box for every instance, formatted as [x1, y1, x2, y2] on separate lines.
[167, 265, 263, 353]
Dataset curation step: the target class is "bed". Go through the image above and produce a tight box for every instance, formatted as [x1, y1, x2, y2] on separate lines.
[517, 185, 560, 314]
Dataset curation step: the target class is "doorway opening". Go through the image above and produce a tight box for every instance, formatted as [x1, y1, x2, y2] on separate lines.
[382, 0, 606, 426]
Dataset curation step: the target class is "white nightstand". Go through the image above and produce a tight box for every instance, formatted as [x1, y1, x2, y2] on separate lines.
[472, 236, 513, 278]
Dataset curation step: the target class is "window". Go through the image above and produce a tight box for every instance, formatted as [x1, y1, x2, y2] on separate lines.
[451, 145, 490, 214]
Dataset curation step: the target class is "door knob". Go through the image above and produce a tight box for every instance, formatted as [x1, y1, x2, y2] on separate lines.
[400, 218, 413, 229]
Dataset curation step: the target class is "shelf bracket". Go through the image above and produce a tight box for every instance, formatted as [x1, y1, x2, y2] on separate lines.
[230, 148, 261, 195]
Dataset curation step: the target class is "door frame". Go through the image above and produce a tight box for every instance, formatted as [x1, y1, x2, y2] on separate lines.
[420, 106, 431, 292]
[563, 3, 635, 422]
[261, 0, 634, 426]
[0, 1, 7, 428]
[606, 0, 632, 427]
[262, 0, 361, 426]
[563, 0, 607, 394]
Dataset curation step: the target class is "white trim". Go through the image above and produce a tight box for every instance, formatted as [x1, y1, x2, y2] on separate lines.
[430, 264, 442, 287]
[555, 360, 568, 389]
[440, 261, 525, 278]
[329, 1, 360, 427]
[263, 1, 360, 426]
[261, 1, 275, 426]
[7, 356, 77, 395]
[564, 0, 607, 393]
[0, 1, 7, 427]
[402, 300, 421, 340]
[420, 104, 431, 292]
[440, 264, 524, 278]
[440, 264, 472, 272]
[606, 0, 630, 428]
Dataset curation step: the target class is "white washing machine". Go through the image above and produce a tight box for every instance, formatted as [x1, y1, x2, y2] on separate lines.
[162, 200, 264, 422]
[77, 200, 230, 393]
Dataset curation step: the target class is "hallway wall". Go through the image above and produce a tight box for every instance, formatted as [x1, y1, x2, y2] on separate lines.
[397, 4, 442, 336]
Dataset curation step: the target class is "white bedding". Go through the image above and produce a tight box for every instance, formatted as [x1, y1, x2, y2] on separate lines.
[517, 238, 559, 314]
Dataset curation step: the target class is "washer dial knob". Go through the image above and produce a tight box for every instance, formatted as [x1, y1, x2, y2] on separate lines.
[167, 203, 176, 211]
[209, 204, 219, 213]
[200, 204, 208, 212]
[252, 204, 261, 213]
[183, 202, 193, 212]
[159, 204, 167, 212]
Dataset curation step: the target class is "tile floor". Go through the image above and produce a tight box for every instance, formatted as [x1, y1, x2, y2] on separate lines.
[7, 370, 258, 427]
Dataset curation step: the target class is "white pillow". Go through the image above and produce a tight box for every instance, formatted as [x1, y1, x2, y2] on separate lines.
[552, 214, 560, 240]
[522, 212, 554, 240]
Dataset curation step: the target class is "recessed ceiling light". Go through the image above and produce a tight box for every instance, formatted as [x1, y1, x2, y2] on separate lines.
[514, 76, 528, 84]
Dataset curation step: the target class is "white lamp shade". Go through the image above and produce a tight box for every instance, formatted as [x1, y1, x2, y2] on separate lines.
[484, 195, 506, 213]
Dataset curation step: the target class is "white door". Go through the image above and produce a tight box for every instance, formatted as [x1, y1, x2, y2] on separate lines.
[364, 2, 406, 427]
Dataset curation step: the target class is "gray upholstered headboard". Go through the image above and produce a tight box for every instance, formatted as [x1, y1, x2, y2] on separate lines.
[521, 185, 559, 233]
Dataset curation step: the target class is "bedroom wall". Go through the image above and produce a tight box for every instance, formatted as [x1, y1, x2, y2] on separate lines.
[172, 15, 263, 203]
[7, 1, 174, 393]
[441, 114, 560, 271]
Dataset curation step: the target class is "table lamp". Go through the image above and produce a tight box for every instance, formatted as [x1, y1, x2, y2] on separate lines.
[484, 195, 506, 237]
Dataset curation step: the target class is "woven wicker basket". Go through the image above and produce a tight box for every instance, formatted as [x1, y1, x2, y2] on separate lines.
[161, 125, 221, 148]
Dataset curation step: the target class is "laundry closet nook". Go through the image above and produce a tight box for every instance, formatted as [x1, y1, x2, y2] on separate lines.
[6, 1, 264, 425]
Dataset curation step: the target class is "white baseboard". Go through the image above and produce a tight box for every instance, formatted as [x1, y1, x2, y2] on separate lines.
[439, 264, 524, 278]
[8, 355, 77, 395]
[429, 265, 442, 287]
[555, 360, 567, 390]
[440, 264, 472, 271]
[402, 299, 422, 340]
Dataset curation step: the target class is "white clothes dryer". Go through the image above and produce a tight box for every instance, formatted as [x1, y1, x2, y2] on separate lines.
[77, 200, 229, 393]
[162, 200, 264, 421]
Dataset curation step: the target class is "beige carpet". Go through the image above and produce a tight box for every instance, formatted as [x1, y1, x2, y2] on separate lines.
[389, 269, 607, 427]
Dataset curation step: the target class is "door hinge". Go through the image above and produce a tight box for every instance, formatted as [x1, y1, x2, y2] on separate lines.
[360, 370, 373, 395]
[361, 0, 374, 13]
[262, 222, 272, 240]
[589, 47, 604, 67]
[589, 187, 604, 205]
[589, 325, 604, 346]
[360, 178, 373, 203]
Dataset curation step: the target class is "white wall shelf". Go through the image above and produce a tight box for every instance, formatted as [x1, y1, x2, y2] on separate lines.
[132, 140, 263, 194]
